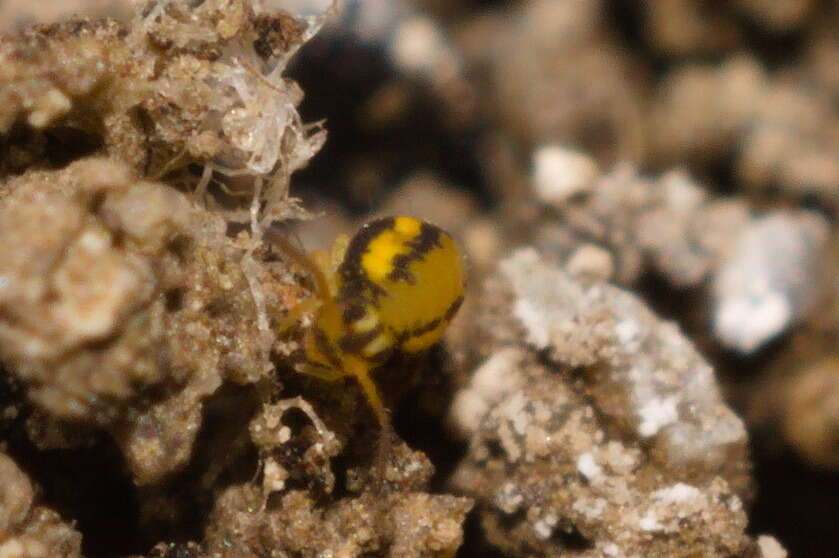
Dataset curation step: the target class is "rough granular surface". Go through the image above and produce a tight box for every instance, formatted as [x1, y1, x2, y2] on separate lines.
[450, 250, 754, 556]
[0, 452, 82, 558]
[0, 157, 282, 485]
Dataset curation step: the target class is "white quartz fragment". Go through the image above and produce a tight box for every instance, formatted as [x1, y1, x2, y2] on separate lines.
[532, 145, 599, 205]
[652, 483, 702, 503]
[576, 452, 603, 480]
[713, 211, 829, 353]
[638, 395, 680, 437]
[757, 535, 788, 558]
[639, 511, 663, 532]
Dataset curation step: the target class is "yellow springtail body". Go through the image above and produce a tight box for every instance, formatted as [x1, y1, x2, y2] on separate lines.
[275, 216, 465, 426]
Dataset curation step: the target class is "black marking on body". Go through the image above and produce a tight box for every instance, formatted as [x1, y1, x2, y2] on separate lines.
[345, 326, 394, 364]
[338, 217, 393, 304]
[393, 295, 462, 347]
[409, 317, 442, 338]
[342, 304, 366, 325]
[313, 327, 342, 370]
[363, 346, 393, 365]
[339, 324, 386, 354]
[444, 295, 464, 322]
[387, 222, 443, 283]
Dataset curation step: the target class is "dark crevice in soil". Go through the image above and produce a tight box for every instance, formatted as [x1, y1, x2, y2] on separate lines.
[288, 31, 492, 214]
